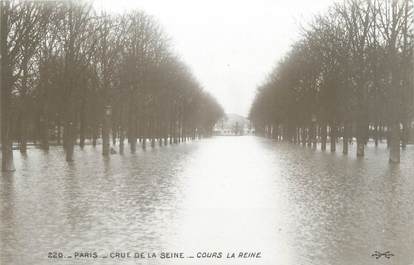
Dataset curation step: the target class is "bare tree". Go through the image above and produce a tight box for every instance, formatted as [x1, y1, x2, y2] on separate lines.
[250, 0, 413, 163]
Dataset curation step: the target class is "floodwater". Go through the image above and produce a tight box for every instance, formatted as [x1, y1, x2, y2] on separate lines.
[1, 136, 414, 265]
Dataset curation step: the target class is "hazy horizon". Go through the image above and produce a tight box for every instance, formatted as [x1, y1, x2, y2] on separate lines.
[96, 0, 334, 117]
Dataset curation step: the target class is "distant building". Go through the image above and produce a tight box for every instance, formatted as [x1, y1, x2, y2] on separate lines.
[213, 113, 253, 136]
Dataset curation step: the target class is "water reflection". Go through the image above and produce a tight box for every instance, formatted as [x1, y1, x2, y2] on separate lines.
[0, 136, 413, 265]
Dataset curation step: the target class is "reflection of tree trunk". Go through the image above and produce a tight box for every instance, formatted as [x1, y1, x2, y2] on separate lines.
[374, 123, 379, 147]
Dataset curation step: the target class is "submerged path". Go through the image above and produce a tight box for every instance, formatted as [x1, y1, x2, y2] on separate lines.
[1, 136, 414, 265]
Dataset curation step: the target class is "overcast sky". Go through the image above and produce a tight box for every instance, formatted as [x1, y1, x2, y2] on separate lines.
[97, 0, 334, 117]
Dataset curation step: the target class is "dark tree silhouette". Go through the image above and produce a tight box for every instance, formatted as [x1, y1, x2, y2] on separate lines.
[249, 0, 413, 163]
[0, 0, 224, 171]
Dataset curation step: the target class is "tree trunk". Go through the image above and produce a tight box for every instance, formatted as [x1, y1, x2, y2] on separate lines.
[169, 120, 173, 144]
[173, 121, 178, 144]
[356, 140, 364, 157]
[301, 127, 306, 146]
[79, 113, 85, 149]
[311, 124, 317, 149]
[92, 132, 97, 147]
[386, 127, 391, 148]
[356, 122, 365, 157]
[163, 123, 168, 144]
[102, 105, 111, 156]
[1, 3, 15, 171]
[40, 116, 49, 150]
[112, 127, 117, 146]
[330, 123, 336, 152]
[342, 123, 349, 155]
[19, 110, 27, 154]
[389, 122, 400, 163]
[128, 113, 137, 153]
[57, 122, 62, 145]
[321, 123, 327, 151]
[119, 128, 124, 155]
[307, 126, 312, 147]
[64, 120, 75, 162]
[150, 120, 155, 148]
[142, 128, 147, 150]
[19, 70, 29, 154]
[401, 121, 408, 149]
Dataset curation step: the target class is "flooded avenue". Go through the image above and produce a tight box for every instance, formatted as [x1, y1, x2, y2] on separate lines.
[1, 136, 414, 265]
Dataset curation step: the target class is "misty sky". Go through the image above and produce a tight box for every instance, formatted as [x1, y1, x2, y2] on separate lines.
[97, 0, 334, 117]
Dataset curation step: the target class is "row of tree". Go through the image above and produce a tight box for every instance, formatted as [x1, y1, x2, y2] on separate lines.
[249, 0, 413, 163]
[0, 0, 224, 171]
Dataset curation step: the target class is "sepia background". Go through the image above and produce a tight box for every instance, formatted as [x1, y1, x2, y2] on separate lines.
[0, 0, 413, 265]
